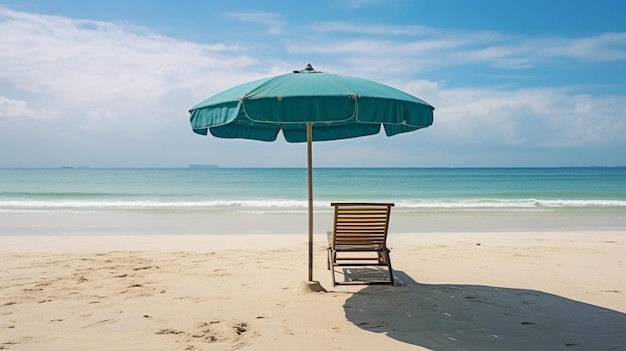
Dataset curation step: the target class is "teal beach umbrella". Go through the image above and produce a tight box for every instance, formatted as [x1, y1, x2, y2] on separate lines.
[189, 64, 434, 283]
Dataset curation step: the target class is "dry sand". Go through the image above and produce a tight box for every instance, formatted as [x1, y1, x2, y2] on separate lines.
[1, 231, 625, 350]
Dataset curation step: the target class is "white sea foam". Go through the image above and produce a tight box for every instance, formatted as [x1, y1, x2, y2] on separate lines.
[2, 198, 625, 213]
[397, 198, 626, 209]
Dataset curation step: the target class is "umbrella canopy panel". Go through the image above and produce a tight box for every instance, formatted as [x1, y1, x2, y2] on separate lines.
[189, 65, 434, 142]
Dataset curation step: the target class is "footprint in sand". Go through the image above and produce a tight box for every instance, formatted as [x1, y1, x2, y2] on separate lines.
[156, 319, 259, 348]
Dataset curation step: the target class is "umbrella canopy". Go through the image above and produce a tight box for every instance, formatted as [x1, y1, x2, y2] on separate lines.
[190, 64, 434, 142]
[188, 64, 434, 283]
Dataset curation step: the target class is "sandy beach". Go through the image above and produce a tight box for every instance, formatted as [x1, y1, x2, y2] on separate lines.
[1, 230, 625, 350]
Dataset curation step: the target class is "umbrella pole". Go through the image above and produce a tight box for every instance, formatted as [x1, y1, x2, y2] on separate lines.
[303, 122, 325, 292]
[307, 122, 313, 282]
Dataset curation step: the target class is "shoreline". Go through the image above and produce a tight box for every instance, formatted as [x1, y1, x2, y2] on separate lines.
[2, 207, 626, 236]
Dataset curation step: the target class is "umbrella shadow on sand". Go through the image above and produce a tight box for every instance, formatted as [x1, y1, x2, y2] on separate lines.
[343, 271, 626, 350]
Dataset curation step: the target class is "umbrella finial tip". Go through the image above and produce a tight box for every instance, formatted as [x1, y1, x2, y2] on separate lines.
[293, 63, 319, 74]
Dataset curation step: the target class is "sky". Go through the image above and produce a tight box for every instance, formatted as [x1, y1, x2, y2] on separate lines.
[1, 0, 625, 168]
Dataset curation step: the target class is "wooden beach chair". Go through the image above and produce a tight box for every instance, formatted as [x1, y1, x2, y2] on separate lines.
[327, 202, 395, 286]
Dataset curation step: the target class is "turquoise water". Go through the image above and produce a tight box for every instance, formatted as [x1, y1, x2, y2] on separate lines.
[1, 167, 625, 212]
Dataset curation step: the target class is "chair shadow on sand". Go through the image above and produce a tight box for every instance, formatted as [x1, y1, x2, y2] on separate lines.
[343, 270, 626, 350]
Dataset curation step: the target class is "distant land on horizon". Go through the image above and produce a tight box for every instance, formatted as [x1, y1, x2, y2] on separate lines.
[188, 164, 219, 169]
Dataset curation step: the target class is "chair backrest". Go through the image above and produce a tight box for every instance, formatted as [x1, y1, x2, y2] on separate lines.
[330, 202, 394, 247]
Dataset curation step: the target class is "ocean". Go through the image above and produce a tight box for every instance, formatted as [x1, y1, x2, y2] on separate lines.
[1, 167, 625, 235]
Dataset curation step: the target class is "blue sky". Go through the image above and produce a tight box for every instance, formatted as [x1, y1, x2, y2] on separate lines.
[1, 0, 625, 167]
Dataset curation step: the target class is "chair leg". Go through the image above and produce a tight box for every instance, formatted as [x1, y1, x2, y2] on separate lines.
[329, 249, 337, 286]
[385, 250, 394, 286]
[327, 249, 330, 270]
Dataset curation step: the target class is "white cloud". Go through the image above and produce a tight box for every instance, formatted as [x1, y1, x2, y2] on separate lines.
[293, 22, 626, 72]
[223, 11, 285, 35]
[0, 6, 271, 135]
[0, 6, 624, 167]
[0, 96, 29, 118]
[537, 33, 626, 61]
[311, 21, 435, 36]
[0, 95, 59, 123]
[406, 82, 626, 149]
